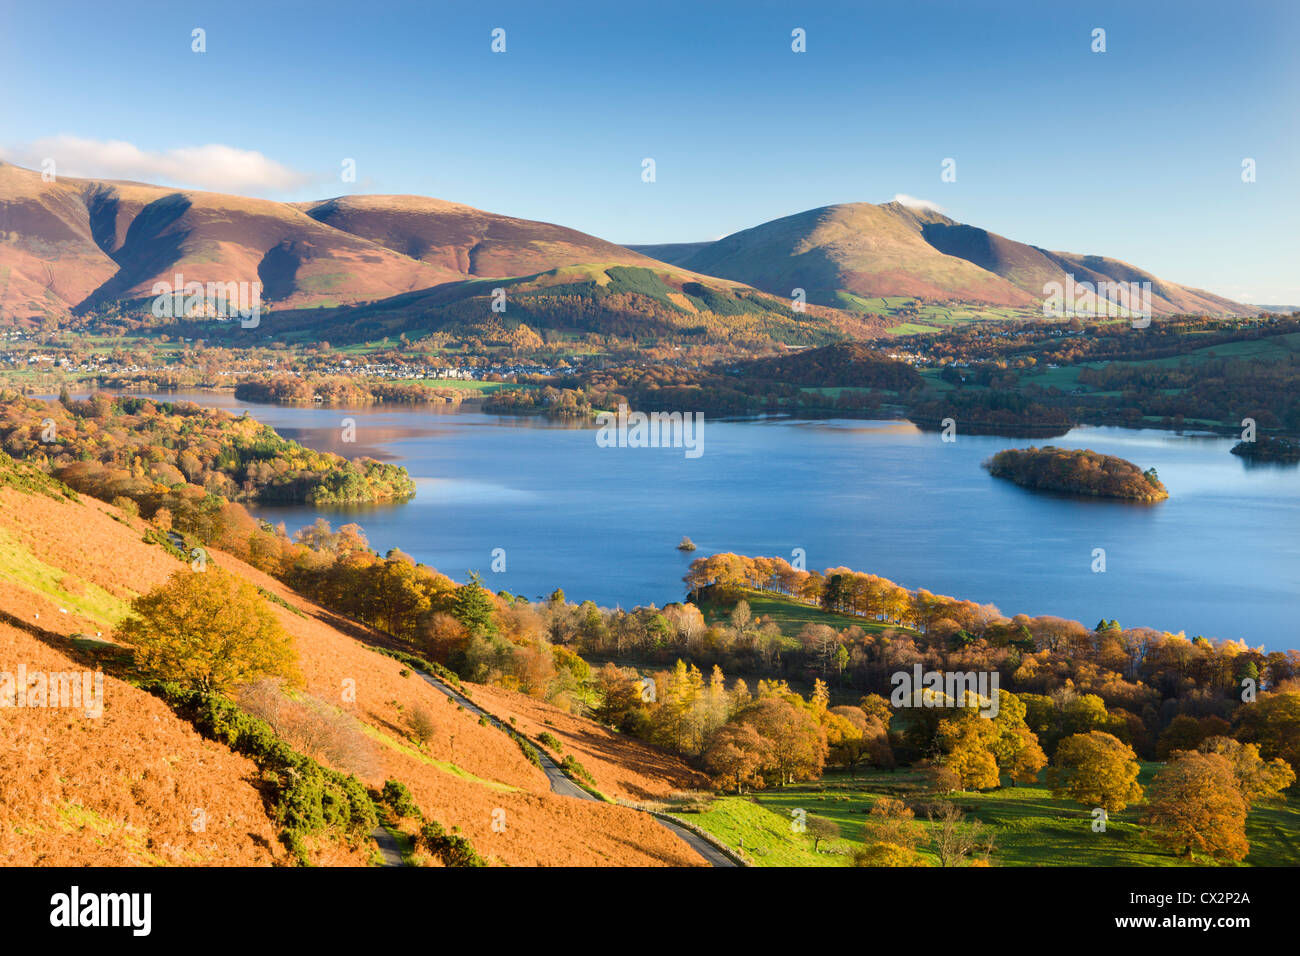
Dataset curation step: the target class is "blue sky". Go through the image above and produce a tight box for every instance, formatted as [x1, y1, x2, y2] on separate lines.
[1, 0, 1296, 301]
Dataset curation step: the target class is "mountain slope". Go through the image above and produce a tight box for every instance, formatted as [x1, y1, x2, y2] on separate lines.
[1, 163, 849, 347]
[298, 194, 665, 277]
[658, 202, 1036, 309]
[624, 241, 714, 266]
[0, 161, 459, 317]
[0, 163, 698, 322]
[643, 201, 1250, 316]
[212, 261, 884, 347]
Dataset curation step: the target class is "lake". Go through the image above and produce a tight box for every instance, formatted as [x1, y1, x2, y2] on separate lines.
[130, 392, 1298, 651]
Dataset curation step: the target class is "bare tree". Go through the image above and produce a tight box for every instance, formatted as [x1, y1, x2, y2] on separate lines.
[927, 802, 993, 867]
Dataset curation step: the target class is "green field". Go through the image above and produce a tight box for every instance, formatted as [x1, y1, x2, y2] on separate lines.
[410, 379, 531, 395]
[698, 588, 912, 638]
[672, 766, 1300, 867]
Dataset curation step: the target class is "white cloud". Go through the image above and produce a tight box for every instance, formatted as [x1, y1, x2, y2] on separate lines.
[892, 193, 947, 214]
[0, 136, 313, 195]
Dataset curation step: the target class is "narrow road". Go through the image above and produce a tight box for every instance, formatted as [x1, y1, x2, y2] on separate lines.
[370, 825, 406, 866]
[653, 816, 738, 868]
[415, 671, 737, 867]
[419, 674, 590, 798]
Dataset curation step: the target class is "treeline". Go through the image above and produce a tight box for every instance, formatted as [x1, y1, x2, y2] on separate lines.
[484, 343, 922, 419]
[1231, 435, 1300, 462]
[234, 376, 465, 406]
[908, 314, 1300, 369]
[908, 391, 1075, 436]
[593, 663, 889, 789]
[735, 341, 923, 390]
[1076, 352, 1300, 432]
[984, 447, 1169, 501]
[910, 315, 1300, 437]
[665, 554, 1299, 767]
[0, 392, 414, 506]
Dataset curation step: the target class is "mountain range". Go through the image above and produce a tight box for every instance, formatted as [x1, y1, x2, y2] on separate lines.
[0, 162, 1250, 340]
[627, 201, 1247, 316]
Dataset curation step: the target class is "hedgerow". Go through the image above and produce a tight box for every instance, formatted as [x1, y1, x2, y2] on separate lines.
[419, 821, 488, 867]
[147, 681, 376, 865]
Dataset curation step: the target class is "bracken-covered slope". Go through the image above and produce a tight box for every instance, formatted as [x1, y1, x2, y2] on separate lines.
[296, 194, 665, 278]
[0, 457, 710, 866]
[0, 162, 457, 317]
[633, 201, 1250, 316]
[0, 162, 692, 322]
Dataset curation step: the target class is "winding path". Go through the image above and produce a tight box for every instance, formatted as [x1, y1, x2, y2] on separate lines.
[415, 671, 737, 867]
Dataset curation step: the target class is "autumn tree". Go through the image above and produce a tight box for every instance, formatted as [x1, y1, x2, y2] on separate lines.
[1235, 691, 1300, 777]
[734, 696, 827, 786]
[593, 663, 644, 732]
[702, 724, 770, 794]
[1198, 736, 1295, 805]
[991, 691, 1047, 785]
[1046, 731, 1143, 812]
[1142, 751, 1249, 862]
[862, 797, 922, 850]
[937, 713, 1001, 791]
[1156, 714, 1231, 759]
[116, 566, 298, 693]
[853, 842, 930, 867]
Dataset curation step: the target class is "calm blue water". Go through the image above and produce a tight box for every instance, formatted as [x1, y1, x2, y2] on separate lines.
[128, 392, 1299, 651]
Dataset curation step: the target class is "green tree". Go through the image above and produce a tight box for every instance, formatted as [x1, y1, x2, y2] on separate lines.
[452, 571, 497, 637]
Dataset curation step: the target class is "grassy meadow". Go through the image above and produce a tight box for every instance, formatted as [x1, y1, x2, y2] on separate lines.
[672, 765, 1300, 867]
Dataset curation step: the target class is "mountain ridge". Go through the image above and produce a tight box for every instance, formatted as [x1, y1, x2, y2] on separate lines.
[627, 200, 1249, 316]
[0, 163, 1251, 333]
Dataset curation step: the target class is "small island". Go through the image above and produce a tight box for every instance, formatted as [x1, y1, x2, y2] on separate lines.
[1231, 436, 1300, 463]
[984, 446, 1169, 502]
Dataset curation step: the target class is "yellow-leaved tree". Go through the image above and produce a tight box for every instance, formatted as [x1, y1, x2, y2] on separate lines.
[1046, 731, 1143, 812]
[116, 566, 299, 693]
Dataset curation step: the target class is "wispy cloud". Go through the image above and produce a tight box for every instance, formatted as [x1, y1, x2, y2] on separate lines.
[0, 136, 313, 195]
[892, 193, 946, 214]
